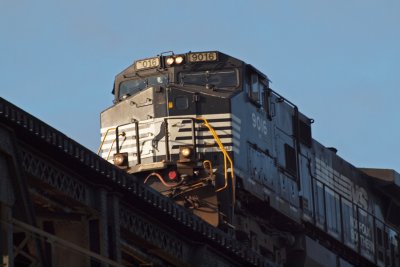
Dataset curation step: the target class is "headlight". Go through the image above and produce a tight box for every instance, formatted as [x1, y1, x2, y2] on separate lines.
[165, 55, 185, 66]
[180, 147, 192, 158]
[113, 152, 128, 167]
[166, 57, 175, 66]
[175, 56, 184, 64]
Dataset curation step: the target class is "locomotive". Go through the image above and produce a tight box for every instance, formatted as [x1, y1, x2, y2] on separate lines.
[99, 51, 400, 266]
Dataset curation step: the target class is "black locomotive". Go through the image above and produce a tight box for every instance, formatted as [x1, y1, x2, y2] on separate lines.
[99, 51, 399, 266]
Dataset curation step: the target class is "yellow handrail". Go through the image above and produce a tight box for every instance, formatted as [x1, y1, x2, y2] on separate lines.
[196, 117, 235, 205]
[97, 128, 116, 155]
[106, 132, 126, 161]
[98, 128, 126, 161]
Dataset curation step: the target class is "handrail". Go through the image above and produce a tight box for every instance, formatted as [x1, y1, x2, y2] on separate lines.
[98, 126, 127, 161]
[97, 128, 116, 155]
[99, 123, 133, 161]
[196, 117, 235, 205]
[99, 117, 235, 204]
[106, 132, 126, 161]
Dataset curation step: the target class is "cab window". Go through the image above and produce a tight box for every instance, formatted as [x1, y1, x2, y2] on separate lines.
[250, 73, 260, 102]
[248, 72, 268, 106]
[119, 74, 168, 100]
[263, 88, 273, 120]
[179, 69, 238, 90]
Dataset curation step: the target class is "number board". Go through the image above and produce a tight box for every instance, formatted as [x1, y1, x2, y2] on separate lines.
[188, 52, 218, 63]
[134, 57, 160, 70]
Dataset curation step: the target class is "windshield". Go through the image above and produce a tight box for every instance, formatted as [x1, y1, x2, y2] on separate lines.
[179, 69, 238, 90]
[119, 74, 168, 100]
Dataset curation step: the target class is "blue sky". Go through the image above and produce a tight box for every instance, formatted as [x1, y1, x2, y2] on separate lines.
[1, 0, 399, 170]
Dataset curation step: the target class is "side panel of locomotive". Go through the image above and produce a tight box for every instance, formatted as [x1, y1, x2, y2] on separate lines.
[230, 72, 308, 222]
[228, 64, 399, 266]
[310, 141, 400, 266]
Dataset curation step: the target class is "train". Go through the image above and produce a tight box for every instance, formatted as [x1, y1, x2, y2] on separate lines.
[99, 51, 400, 267]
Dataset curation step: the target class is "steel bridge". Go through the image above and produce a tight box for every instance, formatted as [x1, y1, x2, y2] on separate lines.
[0, 97, 278, 267]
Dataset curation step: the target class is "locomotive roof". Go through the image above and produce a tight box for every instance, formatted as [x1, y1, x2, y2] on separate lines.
[111, 50, 268, 95]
